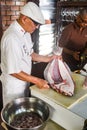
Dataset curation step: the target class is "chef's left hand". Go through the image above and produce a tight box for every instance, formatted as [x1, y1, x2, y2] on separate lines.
[50, 55, 62, 61]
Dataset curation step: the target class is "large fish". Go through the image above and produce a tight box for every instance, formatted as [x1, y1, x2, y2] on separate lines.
[44, 58, 75, 96]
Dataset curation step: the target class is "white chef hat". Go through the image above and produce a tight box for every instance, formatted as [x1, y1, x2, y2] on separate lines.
[20, 2, 45, 24]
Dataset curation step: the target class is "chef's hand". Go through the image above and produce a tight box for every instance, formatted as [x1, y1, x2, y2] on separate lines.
[50, 54, 62, 61]
[73, 51, 80, 61]
[36, 78, 50, 89]
[56, 55, 62, 60]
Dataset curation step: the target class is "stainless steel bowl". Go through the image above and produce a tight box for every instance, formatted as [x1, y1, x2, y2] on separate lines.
[1, 97, 50, 130]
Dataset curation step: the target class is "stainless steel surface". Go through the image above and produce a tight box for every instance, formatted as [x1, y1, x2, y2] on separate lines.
[1, 97, 50, 130]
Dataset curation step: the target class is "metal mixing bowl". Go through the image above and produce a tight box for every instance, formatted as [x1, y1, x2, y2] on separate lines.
[1, 97, 50, 130]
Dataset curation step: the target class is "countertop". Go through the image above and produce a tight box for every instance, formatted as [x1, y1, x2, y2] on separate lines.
[30, 73, 86, 109]
[31, 73, 87, 109]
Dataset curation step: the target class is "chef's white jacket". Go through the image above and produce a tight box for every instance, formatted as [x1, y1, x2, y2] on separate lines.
[1, 21, 34, 106]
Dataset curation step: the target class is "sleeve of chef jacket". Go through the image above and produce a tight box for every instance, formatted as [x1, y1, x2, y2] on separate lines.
[4, 34, 23, 74]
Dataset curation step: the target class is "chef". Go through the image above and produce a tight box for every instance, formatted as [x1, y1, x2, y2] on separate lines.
[1, 2, 57, 107]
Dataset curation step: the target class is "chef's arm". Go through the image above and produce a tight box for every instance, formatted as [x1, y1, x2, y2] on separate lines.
[31, 52, 57, 62]
[11, 71, 49, 89]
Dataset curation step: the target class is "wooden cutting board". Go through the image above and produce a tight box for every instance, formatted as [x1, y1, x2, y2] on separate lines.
[30, 73, 86, 108]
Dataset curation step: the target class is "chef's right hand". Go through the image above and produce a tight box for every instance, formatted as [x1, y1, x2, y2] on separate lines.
[36, 78, 50, 89]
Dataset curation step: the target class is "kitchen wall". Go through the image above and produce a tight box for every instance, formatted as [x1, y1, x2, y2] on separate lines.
[1, 0, 26, 32]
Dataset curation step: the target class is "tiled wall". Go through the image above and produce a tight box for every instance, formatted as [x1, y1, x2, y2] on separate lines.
[1, 0, 26, 31]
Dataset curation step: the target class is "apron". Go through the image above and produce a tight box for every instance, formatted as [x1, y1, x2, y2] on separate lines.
[1, 73, 30, 107]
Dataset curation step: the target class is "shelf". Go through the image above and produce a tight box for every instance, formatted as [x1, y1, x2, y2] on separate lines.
[57, 1, 87, 7]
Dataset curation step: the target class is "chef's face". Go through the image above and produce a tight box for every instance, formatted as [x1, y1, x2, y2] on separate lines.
[24, 16, 40, 33]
